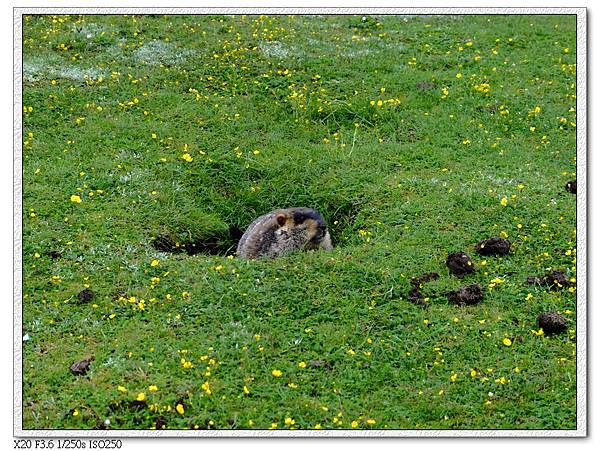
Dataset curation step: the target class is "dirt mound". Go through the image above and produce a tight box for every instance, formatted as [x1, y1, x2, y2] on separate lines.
[446, 252, 475, 277]
[537, 311, 568, 335]
[527, 269, 571, 290]
[447, 284, 483, 306]
[476, 237, 510, 256]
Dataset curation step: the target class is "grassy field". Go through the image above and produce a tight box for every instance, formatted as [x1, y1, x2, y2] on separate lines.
[21, 14, 578, 430]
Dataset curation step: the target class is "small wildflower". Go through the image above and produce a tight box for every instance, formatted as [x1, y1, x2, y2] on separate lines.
[70, 194, 82, 203]
[117, 386, 127, 393]
[176, 403, 184, 415]
[137, 392, 146, 402]
[271, 369, 282, 377]
[503, 337, 512, 347]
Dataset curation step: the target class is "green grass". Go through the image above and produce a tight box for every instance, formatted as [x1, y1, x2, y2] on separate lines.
[21, 13, 577, 430]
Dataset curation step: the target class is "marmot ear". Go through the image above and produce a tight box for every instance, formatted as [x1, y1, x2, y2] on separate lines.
[276, 213, 287, 226]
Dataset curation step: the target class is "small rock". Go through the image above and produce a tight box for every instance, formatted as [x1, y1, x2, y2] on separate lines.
[447, 284, 483, 306]
[476, 237, 511, 256]
[537, 311, 568, 335]
[69, 357, 93, 376]
[446, 252, 475, 277]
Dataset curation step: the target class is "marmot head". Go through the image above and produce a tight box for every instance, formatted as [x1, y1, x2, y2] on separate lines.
[273, 207, 330, 250]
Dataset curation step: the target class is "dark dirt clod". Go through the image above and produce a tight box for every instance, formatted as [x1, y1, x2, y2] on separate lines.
[69, 357, 93, 376]
[407, 287, 427, 307]
[446, 252, 475, 277]
[48, 250, 61, 259]
[537, 311, 568, 335]
[309, 359, 333, 370]
[447, 284, 483, 306]
[565, 180, 577, 194]
[154, 416, 167, 429]
[526, 269, 570, 290]
[476, 237, 511, 256]
[77, 288, 95, 304]
[410, 272, 440, 288]
[543, 270, 569, 290]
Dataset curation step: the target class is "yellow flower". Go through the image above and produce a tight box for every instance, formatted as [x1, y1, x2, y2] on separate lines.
[298, 361, 307, 368]
[117, 386, 127, 393]
[351, 420, 359, 428]
[284, 417, 295, 426]
[70, 194, 82, 203]
[149, 385, 158, 392]
[181, 153, 193, 162]
[150, 259, 159, 267]
[137, 392, 146, 402]
[366, 419, 376, 425]
[243, 385, 250, 395]
[271, 369, 283, 377]
[456, 73, 463, 78]
[176, 403, 184, 415]
[500, 197, 508, 207]
[503, 337, 512, 346]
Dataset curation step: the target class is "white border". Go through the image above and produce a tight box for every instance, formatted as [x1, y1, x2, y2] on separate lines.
[13, 6, 587, 438]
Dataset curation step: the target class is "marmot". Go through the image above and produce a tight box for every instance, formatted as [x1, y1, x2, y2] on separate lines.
[237, 207, 333, 259]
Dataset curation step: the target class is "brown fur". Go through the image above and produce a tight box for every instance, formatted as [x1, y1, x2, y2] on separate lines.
[237, 207, 332, 259]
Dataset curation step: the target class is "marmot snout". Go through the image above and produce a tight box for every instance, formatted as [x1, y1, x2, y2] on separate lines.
[237, 207, 333, 259]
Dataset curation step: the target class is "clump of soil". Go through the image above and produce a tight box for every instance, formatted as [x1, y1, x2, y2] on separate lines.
[537, 311, 568, 335]
[527, 269, 571, 290]
[154, 416, 167, 429]
[407, 287, 427, 307]
[476, 237, 511, 256]
[77, 288, 95, 304]
[47, 250, 61, 260]
[411, 272, 440, 288]
[69, 357, 93, 376]
[407, 272, 439, 307]
[446, 252, 475, 277]
[565, 180, 577, 194]
[447, 284, 483, 306]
